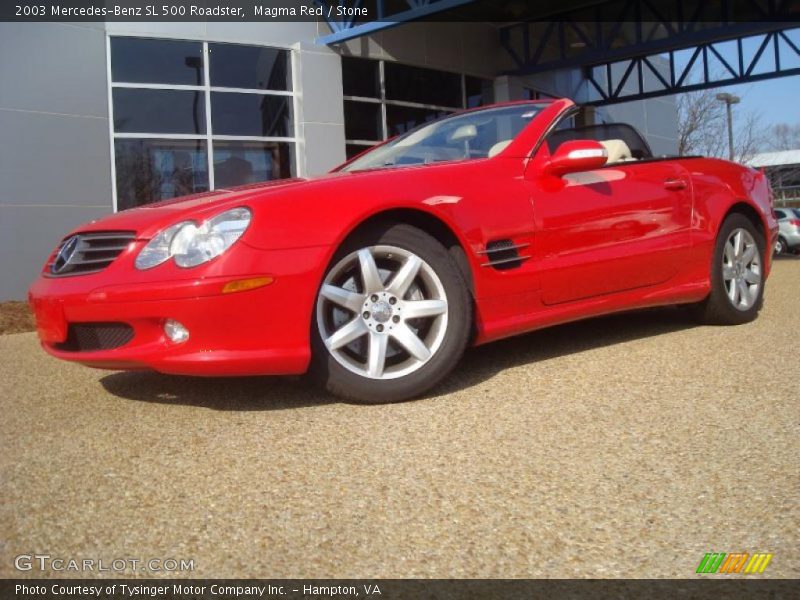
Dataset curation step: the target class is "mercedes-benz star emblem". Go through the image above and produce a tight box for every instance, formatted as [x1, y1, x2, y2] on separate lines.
[52, 235, 80, 274]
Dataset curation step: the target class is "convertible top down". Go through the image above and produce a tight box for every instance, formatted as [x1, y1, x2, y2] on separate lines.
[29, 99, 778, 402]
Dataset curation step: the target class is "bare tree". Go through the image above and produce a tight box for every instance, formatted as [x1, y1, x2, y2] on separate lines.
[765, 123, 800, 151]
[677, 88, 724, 157]
[733, 110, 767, 164]
[677, 88, 766, 164]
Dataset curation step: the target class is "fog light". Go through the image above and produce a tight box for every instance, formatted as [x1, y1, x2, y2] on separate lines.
[164, 319, 189, 343]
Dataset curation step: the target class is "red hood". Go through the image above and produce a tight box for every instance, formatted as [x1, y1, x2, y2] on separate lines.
[65, 159, 492, 244]
[74, 177, 317, 239]
[66, 164, 447, 241]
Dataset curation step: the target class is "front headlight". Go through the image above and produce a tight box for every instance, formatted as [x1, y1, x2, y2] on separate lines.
[135, 207, 252, 270]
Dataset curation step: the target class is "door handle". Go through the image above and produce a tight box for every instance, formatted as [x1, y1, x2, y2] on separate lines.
[663, 178, 688, 191]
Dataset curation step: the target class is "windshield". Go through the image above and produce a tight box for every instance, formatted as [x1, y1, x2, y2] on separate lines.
[340, 103, 546, 172]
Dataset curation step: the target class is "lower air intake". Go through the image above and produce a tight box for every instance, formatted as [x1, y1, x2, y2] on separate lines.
[54, 323, 134, 352]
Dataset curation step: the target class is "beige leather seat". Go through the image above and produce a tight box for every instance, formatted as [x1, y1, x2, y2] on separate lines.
[488, 139, 512, 157]
[599, 139, 633, 164]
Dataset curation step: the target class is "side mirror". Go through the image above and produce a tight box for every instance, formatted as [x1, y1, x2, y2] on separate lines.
[544, 140, 607, 176]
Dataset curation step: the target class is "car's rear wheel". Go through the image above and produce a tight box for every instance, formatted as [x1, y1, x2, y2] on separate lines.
[310, 223, 472, 403]
[691, 213, 765, 325]
[775, 236, 787, 255]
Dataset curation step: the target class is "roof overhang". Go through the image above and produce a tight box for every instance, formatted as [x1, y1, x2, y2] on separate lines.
[315, 0, 479, 45]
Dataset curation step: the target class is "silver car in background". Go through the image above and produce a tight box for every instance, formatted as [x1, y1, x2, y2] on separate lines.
[774, 208, 800, 255]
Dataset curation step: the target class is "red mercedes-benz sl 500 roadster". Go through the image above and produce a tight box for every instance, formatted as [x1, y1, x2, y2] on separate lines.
[29, 99, 778, 402]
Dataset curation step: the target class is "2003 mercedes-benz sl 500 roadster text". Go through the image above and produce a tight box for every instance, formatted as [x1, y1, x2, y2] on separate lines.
[29, 99, 778, 402]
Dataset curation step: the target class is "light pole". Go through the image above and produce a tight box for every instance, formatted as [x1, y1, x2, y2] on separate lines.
[716, 92, 740, 161]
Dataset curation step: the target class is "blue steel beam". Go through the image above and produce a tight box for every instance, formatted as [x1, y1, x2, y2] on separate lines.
[315, 0, 478, 45]
[500, 0, 800, 75]
[582, 28, 800, 105]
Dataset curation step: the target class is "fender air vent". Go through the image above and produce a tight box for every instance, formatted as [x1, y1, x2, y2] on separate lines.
[480, 239, 530, 270]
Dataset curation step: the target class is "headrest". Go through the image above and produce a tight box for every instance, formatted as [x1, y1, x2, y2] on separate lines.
[488, 140, 512, 158]
[448, 124, 477, 143]
[599, 139, 632, 164]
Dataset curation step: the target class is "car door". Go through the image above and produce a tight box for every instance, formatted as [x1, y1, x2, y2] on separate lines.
[528, 156, 694, 306]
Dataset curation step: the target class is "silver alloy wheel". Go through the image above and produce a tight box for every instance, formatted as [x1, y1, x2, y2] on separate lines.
[775, 239, 784, 254]
[722, 228, 761, 311]
[316, 245, 449, 380]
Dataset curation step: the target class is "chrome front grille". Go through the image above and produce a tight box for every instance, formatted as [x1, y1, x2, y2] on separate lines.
[47, 231, 136, 276]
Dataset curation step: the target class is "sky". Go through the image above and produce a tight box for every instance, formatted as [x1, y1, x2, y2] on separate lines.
[669, 32, 800, 129]
[722, 76, 800, 129]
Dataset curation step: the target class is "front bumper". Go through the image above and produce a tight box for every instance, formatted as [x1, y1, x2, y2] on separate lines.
[28, 245, 330, 376]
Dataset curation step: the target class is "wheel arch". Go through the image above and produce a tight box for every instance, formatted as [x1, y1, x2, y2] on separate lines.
[723, 201, 767, 242]
[310, 207, 478, 400]
[715, 200, 773, 280]
[336, 207, 477, 299]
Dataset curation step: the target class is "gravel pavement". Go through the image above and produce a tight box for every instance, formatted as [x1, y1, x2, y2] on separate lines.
[1, 258, 798, 579]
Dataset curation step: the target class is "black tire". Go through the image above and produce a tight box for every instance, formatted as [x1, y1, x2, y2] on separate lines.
[309, 223, 472, 403]
[691, 213, 766, 325]
[775, 236, 787, 255]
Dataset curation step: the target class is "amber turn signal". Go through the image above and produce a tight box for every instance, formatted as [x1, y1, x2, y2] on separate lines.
[222, 276, 274, 294]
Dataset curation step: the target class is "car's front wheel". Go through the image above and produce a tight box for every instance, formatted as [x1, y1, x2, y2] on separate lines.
[310, 224, 472, 403]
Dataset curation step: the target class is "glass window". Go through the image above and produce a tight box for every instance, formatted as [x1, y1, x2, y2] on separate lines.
[524, 88, 557, 100]
[111, 38, 204, 85]
[213, 141, 294, 187]
[546, 123, 653, 159]
[211, 93, 292, 137]
[344, 101, 382, 141]
[346, 144, 373, 160]
[209, 43, 291, 91]
[110, 38, 298, 210]
[342, 56, 380, 98]
[113, 88, 205, 135]
[465, 76, 494, 108]
[386, 105, 452, 137]
[775, 209, 787, 219]
[341, 59, 500, 160]
[114, 139, 209, 210]
[343, 104, 545, 172]
[384, 62, 462, 108]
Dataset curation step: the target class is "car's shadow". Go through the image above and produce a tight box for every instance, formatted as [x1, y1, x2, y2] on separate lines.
[100, 370, 331, 411]
[436, 305, 697, 397]
[100, 305, 698, 410]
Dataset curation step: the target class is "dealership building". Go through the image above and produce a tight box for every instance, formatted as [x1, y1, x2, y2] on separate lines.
[0, 17, 682, 300]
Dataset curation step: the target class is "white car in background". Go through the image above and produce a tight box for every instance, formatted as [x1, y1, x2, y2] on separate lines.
[774, 208, 800, 255]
